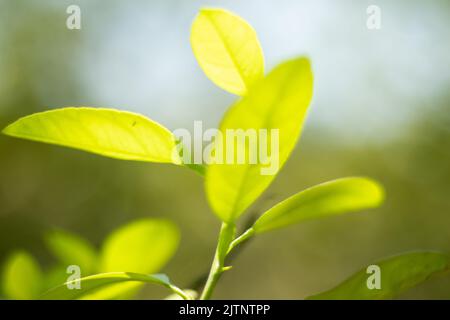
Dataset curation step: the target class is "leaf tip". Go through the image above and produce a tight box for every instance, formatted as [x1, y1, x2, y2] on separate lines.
[2, 122, 15, 136]
[363, 177, 386, 207]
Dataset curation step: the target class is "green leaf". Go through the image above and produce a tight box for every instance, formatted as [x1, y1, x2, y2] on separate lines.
[44, 229, 98, 275]
[253, 177, 384, 233]
[191, 8, 264, 96]
[2, 251, 43, 299]
[40, 272, 190, 300]
[47, 219, 180, 300]
[307, 252, 450, 300]
[76, 282, 141, 300]
[2, 107, 181, 164]
[99, 218, 179, 274]
[205, 57, 314, 222]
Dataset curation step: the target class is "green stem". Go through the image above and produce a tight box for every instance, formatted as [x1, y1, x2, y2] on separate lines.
[168, 284, 193, 300]
[200, 222, 235, 300]
[227, 228, 255, 254]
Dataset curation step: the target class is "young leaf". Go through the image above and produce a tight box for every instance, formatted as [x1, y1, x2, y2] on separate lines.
[253, 177, 384, 233]
[2, 107, 181, 164]
[191, 8, 264, 96]
[99, 218, 179, 274]
[2, 251, 43, 299]
[307, 252, 450, 300]
[44, 229, 98, 275]
[40, 272, 190, 300]
[205, 57, 314, 222]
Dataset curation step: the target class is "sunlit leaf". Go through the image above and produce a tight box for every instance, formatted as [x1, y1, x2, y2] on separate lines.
[52, 218, 180, 300]
[99, 218, 179, 274]
[191, 8, 264, 96]
[253, 177, 384, 233]
[77, 282, 142, 300]
[2, 251, 43, 299]
[40, 272, 189, 300]
[205, 57, 313, 222]
[44, 229, 98, 275]
[2, 107, 181, 164]
[307, 252, 450, 300]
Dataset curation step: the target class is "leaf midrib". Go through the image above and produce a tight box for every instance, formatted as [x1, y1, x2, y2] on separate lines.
[5, 130, 172, 163]
[204, 11, 249, 93]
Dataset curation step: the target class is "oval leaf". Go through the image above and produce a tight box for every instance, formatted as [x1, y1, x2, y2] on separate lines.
[191, 8, 264, 96]
[99, 218, 179, 274]
[40, 272, 189, 300]
[205, 57, 314, 222]
[2, 107, 181, 164]
[2, 251, 43, 299]
[44, 229, 98, 275]
[253, 177, 384, 233]
[307, 252, 450, 300]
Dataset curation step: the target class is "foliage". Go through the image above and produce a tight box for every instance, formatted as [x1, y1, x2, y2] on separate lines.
[2, 219, 179, 299]
[2, 7, 448, 300]
[307, 252, 450, 300]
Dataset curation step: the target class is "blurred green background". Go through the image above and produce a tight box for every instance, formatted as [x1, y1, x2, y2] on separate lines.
[0, 0, 449, 299]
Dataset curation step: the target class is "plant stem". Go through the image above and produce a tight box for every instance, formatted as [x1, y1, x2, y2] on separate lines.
[168, 284, 193, 300]
[227, 228, 255, 254]
[200, 222, 235, 300]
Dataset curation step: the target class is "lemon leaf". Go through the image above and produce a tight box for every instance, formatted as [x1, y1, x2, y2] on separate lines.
[253, 177, 384, 233]
[99, 218, 179, 274]
[191, 8, 264, 96]
[2, 251, 43, 299]
[205, 57, 313, 222]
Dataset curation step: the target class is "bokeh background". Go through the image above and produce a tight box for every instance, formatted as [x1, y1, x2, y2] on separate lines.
[0, 0, 449, 299]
